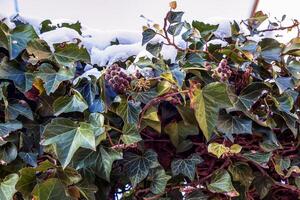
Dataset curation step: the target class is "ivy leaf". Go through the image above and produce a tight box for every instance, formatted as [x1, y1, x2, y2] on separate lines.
[0, 142, 18, 164]
[191, 82, 232, 140]
[252, 173, 274, 199]
[0, 173, 19, 200]
[0, 120, 22, 137]
[116, 99, 141, 125]
[32, 178, 70, 200]
[217, 113, 252, 135]
[207, 143, 229, 158]
[141, 106, 161, 133]
[287, 60, 300, 79]
[275, 77, 294, 94]
[16, 168, 37, 198]
[167, 22, 184, 36]
[228, 162, 254, 188]
[36, 63, 75, 95]
[149, 167, 171, 194]
[167, 11, 184, 24]
[142, 29, 156, 45]
[74, 146, 122, 182]
[74, 77, 97, 106]
[129, 89, 157, 104]
[52, 43, 90, 66]
[43, 118, 96, 168]
[146, 42, 163, 57]
[207, 170, 238, 197]
[18, 152, 38, 167]
[259, 38, 281, 63]
[164, 121, 198, 148]
[0, 23, 38, 59]
[124, 149, 159, 187]
[243, 151, 272, 166]
[27, 39, 52, 60]
[89, 113, 105, 137]
[53, 90, 88, 116]
[5, 101, 34, 121]
[283, 37, 300, 56]
[171, 153, 203, 180]
[121, 123, 142, 145]
[192, 21, 218, 40]
[0, 58, 34, 92]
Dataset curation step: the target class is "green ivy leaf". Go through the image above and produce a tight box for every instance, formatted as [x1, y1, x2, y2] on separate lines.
[167, 11, 184, 24]
[217, 113, 252, 135]
[36, 63, 75, 95]
[16, 167, 37, 198]
[167, 22, 184, 36]
[171, 153, 203, 180]
[243, 151, 272, 166]
[27, 39, 52, 60]
[252, 173, 274, 199]
[32, 178, 70, 200]
[0, 58, 34, 92]
[259, 38, 282, 63]
[142, 29, 156, 45]
[275, 77, 294, 94]
[124, 149, 159, 187]
[0, 142, 17, 164]
[141, 106, 161, 133]
[52, 43, 90, 66]
[5, 101, 34, 121]
[283, 37, 300, 56]
[116, 99, 141, 125]
[0, 120, 22, 137]
[74, 146, 122, 182]
[164, 121, 198, 148]
[192, 21, 218, 40]
[0, 23, 38, 59]
[121, 123, 142, 145]
[53, 90, 88, 116]
[149, 167, 171, 194]
[43, 118, 96, 168]
[89, 113, 105, 137]
[192, 82, 232, 140]
[0, 173, 19, 200]
[207, 169, 238, 197]
[287, 60, 300, 79]
[228, 162, 254, 188]
[146, 42, 163, 57]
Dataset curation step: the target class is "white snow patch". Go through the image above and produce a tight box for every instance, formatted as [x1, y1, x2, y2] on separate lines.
[39, 27, 82, 51]
[90, 43, 143, 66]
[73, 68, 102, 84]
[82, 28, 142, 50]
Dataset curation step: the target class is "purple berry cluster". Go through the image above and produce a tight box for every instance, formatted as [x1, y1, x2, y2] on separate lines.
[105, 64, 132, 94]
[214, 59, 232, 81]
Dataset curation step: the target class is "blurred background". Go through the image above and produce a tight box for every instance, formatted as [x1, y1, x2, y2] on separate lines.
[1, 0, 300, 31]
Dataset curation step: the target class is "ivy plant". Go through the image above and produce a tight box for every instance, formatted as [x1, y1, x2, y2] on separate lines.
[0, 1, 300, 199]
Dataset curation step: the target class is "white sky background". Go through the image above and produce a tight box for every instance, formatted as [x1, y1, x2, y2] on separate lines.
[1, 0, 300, 32]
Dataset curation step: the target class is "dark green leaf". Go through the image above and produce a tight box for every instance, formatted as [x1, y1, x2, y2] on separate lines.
[43, 118, 96, 168]
[124, 149, 159, 187]
[146, 42, 163, 57]
[171, 153, 203, 180]
[142, 29, 156, 45]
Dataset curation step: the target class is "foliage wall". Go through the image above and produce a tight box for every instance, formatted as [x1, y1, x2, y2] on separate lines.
[0, 2, 300, 200]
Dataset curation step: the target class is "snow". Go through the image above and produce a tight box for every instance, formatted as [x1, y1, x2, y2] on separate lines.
[39, 27, 82, 51]
[73, 68, 102, 84]
[90, 43, 143, 66]
[81, 28, 142, 50]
